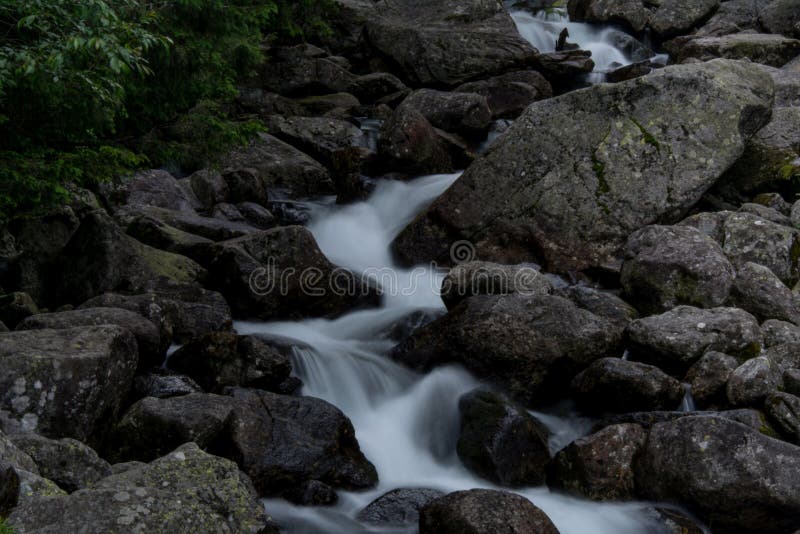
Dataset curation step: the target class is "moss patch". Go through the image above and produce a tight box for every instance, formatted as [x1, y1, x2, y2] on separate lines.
[630, 118, 661, 151]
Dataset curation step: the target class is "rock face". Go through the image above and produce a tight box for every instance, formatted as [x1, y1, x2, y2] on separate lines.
[620, 225, 735, 314]
[456, 390, 550, 486]
[392, 60, 774, 272]
[0, 326, 138, 445]
[636, 416, 800, 532]
[571, 358, 685, 413]
[440, 261, 552, 310]
[7, 443, 271, 534]
[391, 294, 621, 404]
[357, 488, 445, 526]
[419, 489, 559, 534]
[671, 33, 800, 67]
[364, 0, 537, 86]
[547, 423, 646, 501]
[17, 308, 163, 370]
[626, 306, 762, 373]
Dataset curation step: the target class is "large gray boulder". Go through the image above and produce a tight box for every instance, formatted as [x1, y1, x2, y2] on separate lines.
[635, 415, 800, 532]
[400, 90, 492, 138]
[620, 225, 735, 314]
[626, 306, 762, 373]
[759, 0, 800, 38]
[440, 261, 551, 311]
[392, 60, 774, 273]
[670, 33, 800, 67]
[728, 262, 800, 323]
[649, 0, 721, 38]
[721, 212, 800, 285]
[358, 488, 444, 526]
[391, 294, 621, 405]
[726, 355, 783, 406]
[419, 489, 559, 534]
[264, 115, 369, 170]
[363, 0, 537, 87]
[568, 0, 651, 32]
[7, 443, 273, 534]
[0, 326, 138, 445]
[684, 351, 739, 408]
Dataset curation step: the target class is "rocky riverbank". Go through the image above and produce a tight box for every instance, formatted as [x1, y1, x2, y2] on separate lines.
[1, 0, 800, 532]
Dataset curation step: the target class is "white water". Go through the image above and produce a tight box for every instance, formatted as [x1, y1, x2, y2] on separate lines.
[235, 171, 666, 533]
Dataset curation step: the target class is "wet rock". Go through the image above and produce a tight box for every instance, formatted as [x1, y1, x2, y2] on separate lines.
[188, 169, 229, 209]
[282, 479, 338, 506]
[9, 433, 111, 493]
[635, 415, 800, 533]
[721, 212, 800, 285]
[401, 90, 492, 138]
[264, 115, 369, 170]
[457, 390, 550, 486]
[100, 169, 200, 213]
[672, 33, 800, 67]
[419, 489, 559, 534]
[221, 132, 334, 198]
[762, 319, 800, 347]
[685, 351, 739, 408]
[605, 61, 653, 83]
[567, 0, 651, 32]
[571, 358, 685, 413]
[8, 443, 272, 534]
[620, 225, 735, 314]
[357, 488, 444, 526]
[627, 306, 762, 373]
[346, 72, 408, 104]
[200, 226, 371, 320]
[218, 388, 377, 495]
[167, 332, 291, 392]
[649, 0, 720, 38]
[759, 0, 800, 39]
[639, 507, 706, 534]
[392, 60, 773, 272]
[765, 391, 800, 444]
[107, 393, 234, 462]
[532, 50, 595, 81]
[377, 102, 455, 175]
[547, 423, 646, 501]
[440, 261, 551, 310]
[455, 71, 552, 119]
[364, 0, 537, 87]
[79, 281, 232, 343]
[719, 106, 800, 196]
[56, 211, 205, 305]
[17, 308, 163, 370]
[391, 294, 621, 405]
[133, 370, 202, 399]
[727, 356, 783, 406]
[0, 326, 138, 445]
[729, 262, 800, 323]
[0, 292, 38, 329]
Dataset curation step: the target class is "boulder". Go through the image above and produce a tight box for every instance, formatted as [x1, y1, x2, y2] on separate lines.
[377, 102, 455, 175]
[264, 115, 369, 170]
[133, 370, 202, 399]
[454, 71, 552, 119]
[400, 90, 492, 138]
[684, 351, 739, 408]
[626, 306, 762, 373]
[17, 308, 163, 370]
[440, 261, 552, 310]
[759, 0, 800, 38]
[635, 415, 800, 532]
[567, 0, 651, 32]
[364, 0, 537, 86]
[357, 488, 444, 526]
[9, 433, 111, 493]
[124, 214, 216, 258]
[282, 479, 337, 506]
[391, 294, 621, 405]
[419, 489, 559, 534]
[100, 169, 200, 213]
[79, 281, 232, 344]
[236, 202, 276, 230]
[738, 202, 793, 226]
[392, 60, 774, 272]
[0, 292, 38, 329]
[221, 133, 334, 198]
[718, 106, 800, 196]
[167, 332, 291, 392]
[649, 0, 720, 38]
[726, 356, 783, 406]
[571, 358, 685, 413]
[765, 391, 800, 444]
[346, 72, 408, 104]
[620, 225, 735, 314]
[187, 169, 229, 209]
[7, 443, 272, 534]
[0, 326, 138, 445]
[554, 286, 639, 331]
[217, 388, 377, 495]
[721, 212, 800, 285]
[257, 44, 356, 96]
[56, 211, 205, 305]
[456, 390, 550, 486]
[762, 319, 800, 347]
[671, 33, 800, 67]
[729, 262, 800, 323]
[547, 423, 646, 500]
[295, 92, 360, 116]
[131, 206, 255, 242]
[693, 0, 767, 37]
[200, 226, 371, 320]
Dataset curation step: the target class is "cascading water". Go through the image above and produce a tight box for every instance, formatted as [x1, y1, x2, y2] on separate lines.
[235, 171, 671, 533]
